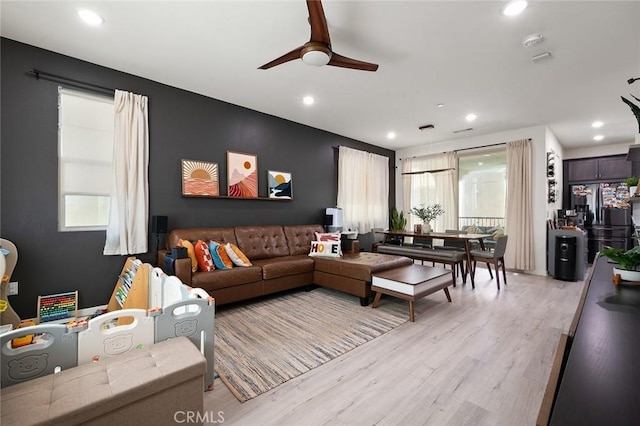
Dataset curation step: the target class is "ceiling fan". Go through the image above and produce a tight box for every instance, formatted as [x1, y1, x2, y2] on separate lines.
[258, 0, 378, 72]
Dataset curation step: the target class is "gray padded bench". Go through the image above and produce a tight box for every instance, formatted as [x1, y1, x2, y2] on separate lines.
[375, 245, 466, 285]
[1, 336, 206, 426]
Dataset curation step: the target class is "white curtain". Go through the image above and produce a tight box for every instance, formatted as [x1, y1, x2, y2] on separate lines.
[505, 139, 534, 270]
[402, 152, 457, 232]
[103, 90, 149, 255]
[337, 146, 389, 232]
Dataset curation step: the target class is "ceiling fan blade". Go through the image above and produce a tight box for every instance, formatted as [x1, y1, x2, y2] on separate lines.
[307, 0, 331, 45]
[327, 52, 379, 72]
[258, 46, 304, 70]
[401, 168, 455, 175]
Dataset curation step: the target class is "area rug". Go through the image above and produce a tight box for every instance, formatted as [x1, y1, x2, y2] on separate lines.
[214, 287, 409, 402]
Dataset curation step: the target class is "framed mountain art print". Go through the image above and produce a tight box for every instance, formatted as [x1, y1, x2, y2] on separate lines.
[227, 151, 258, 198]
[268, 170, 292, 199]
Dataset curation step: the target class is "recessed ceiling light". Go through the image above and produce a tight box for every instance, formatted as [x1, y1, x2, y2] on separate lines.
[465, 113, 477, 122]
[302, 96, 314, 106]
[502, 0, 528, 16]
[437, 103, 445, 108]
[593, 135, 604, 141]
[78, 9, 104, 26]
[387, 132, 396, 140]
[592, 121, 604, 128]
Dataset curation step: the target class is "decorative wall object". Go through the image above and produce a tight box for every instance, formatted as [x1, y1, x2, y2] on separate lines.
[268, 170, 292, 199]
[547, 151, 556, 203]
[227, 152, 258, 198]
[181, 160, 219, 197]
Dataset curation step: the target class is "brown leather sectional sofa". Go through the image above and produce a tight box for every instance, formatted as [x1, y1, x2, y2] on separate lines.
[159, 224, 412, 306]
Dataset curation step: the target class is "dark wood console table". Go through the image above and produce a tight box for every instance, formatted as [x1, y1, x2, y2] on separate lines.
[549, 255, 640, 425]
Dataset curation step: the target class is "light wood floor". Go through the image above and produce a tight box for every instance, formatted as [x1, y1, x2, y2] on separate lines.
[205, 266, 586, 425]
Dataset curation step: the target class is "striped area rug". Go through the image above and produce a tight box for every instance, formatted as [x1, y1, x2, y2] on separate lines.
[214, 287, 409, 402]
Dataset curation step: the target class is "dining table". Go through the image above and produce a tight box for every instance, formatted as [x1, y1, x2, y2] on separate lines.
[382, 230, 493, 286]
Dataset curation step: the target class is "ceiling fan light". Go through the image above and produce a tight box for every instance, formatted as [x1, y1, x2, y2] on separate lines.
[302, 50, 331, 67]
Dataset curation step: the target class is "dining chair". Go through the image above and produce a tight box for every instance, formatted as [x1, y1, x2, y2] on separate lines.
[470, 235, 508, 289]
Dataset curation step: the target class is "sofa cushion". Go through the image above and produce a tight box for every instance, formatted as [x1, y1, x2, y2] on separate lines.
[178, 239, 198, 272]
[283, 224, 324, 256]
[225, 243, 252, 267]
[234, 225, 290, 260]
[252, 255, 315, 280]
[315, 231, 341, 241]
[191, 267, 263, 291]
[208, 241, 233, 269]
[308, 240, 342, 257]
[194, 240, 215, 272]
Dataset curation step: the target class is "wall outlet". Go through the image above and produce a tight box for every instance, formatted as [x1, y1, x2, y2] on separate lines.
[7, 281, 18, 295]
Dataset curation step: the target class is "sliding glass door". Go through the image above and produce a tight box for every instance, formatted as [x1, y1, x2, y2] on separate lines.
[458, 149, 506, 230]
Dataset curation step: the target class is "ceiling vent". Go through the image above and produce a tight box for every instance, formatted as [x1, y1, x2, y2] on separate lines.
[522, 34, 543, 47]
[532, 52, 552, 62]
[453, 127, 474, 134]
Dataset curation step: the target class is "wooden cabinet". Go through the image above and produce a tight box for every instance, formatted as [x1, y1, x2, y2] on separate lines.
[565, 155, 631, 182]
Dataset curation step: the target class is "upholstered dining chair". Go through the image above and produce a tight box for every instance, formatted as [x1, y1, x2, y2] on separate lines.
[470, 235, 508, 289]
[434, 230, 466, 278]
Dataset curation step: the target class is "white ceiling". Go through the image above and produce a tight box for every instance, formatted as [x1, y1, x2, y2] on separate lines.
[2, 1, 639, 151]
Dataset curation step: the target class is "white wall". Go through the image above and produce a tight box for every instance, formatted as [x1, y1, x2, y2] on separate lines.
[395, 125, 549, 275]
[563, 141, 632, 160]
[545, 127, 564, 220]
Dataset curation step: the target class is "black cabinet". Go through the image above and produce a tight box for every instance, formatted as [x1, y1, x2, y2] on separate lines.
[566, 155, 631, 182]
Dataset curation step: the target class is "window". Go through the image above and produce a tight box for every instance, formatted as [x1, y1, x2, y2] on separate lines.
[458, 149, 506, 229]
[58, 87, 114, 231]
[337, 146, 389, 232]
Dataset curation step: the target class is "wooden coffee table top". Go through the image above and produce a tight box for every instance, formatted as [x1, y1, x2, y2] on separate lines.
[372, 264, 450, 284]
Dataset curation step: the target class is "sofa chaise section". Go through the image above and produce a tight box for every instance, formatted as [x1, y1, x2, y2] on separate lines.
[313, 252, 413, 305]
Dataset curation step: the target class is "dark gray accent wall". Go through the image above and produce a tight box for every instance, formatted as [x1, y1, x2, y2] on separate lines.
[1, 38, 396, 318]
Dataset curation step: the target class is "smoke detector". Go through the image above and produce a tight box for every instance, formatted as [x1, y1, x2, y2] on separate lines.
[522, 34, 543, 47]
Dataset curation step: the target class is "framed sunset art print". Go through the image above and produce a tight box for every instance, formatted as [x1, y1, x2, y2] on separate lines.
[227, 151, 258, 198]
[268, 170, 292, 199]
[181, 160, 219, 197]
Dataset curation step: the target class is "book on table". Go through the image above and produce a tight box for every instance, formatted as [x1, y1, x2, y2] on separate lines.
[372, 267, 450, 296]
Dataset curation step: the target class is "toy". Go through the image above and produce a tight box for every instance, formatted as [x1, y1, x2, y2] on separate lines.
[10, 320, 35, 348]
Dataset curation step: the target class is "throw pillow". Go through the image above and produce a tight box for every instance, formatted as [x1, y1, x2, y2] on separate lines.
[492, 228, 505, 240]
[315, 231, 341, 242]
[224, 243, 252, 267]
[178, 239, 198, 273]
[308, 240, 342, 257]
[208, 241, 233, 269]
[194, 240, 215, 272]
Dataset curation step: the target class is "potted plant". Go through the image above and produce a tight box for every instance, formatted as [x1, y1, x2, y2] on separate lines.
[600, 246, 640, 282]
[387, 207, 407, 245]
[389, 207, 407, 231]
[625, 176, 639, 197]
[409, 203, 444, 233]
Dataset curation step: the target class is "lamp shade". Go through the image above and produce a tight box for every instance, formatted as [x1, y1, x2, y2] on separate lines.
[302, 50, 330, 66]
